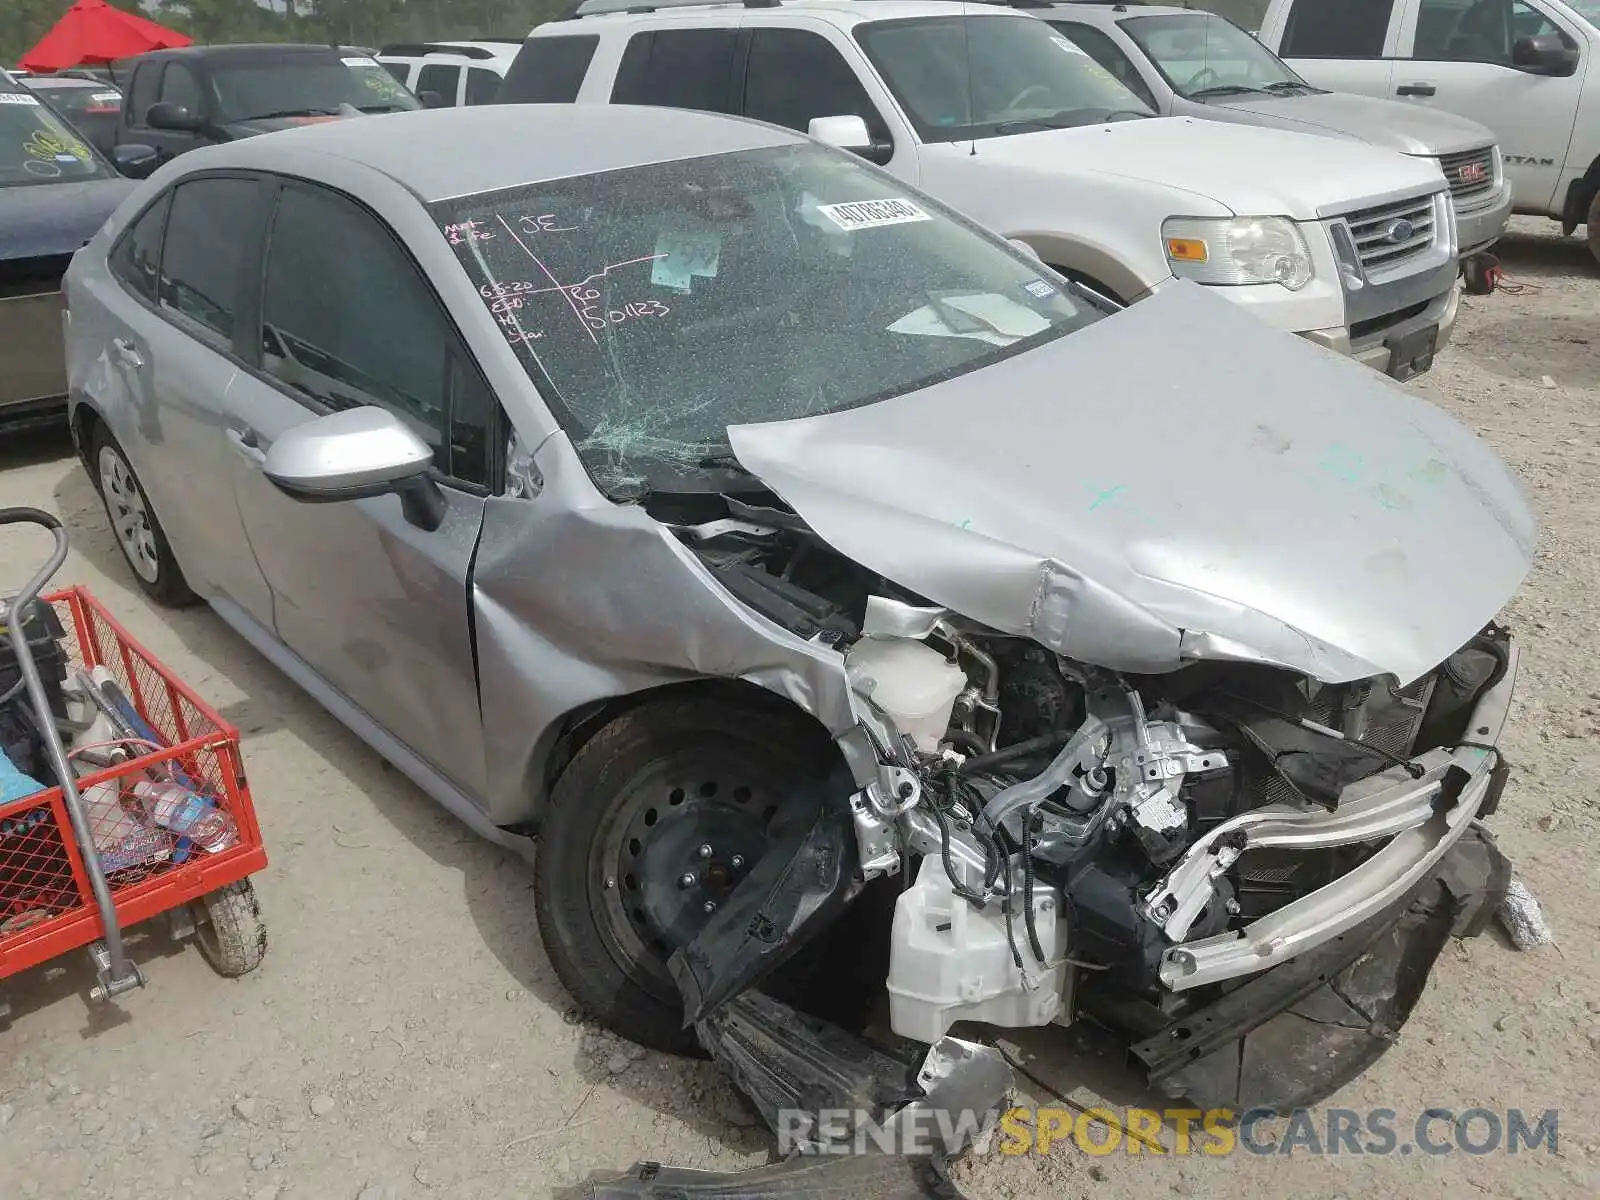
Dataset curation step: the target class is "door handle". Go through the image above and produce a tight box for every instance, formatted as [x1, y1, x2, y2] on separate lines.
[225, 426, 266, 466]
[111, 337, 143, 369]
[1396, 83, 1437, 97]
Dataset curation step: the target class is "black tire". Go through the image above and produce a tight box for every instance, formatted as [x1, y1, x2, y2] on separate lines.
[192, 879, 268, 978]
[90, 424, 195, 607]
[1587, 188, 1600, 270]
[534, 693, 837, 1054]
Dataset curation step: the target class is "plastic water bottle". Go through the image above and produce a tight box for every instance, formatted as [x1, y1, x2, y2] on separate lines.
[81, 779, 171, 872]
[133, 779, 238, 853]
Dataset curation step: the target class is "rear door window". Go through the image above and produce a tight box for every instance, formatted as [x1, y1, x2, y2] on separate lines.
[110, 191, 171, 305]
[1279, 0, 1396, 57]
[742, 27, 890, 140]
[499, 35, 600, 103]
[465, 66, 502, 105]
[416, 63, 462, 106]
[158, 177, 262, 349]
[610, 29, 740, 112]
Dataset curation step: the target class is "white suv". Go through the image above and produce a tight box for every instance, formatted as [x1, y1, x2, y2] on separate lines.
[377, 40, 521, 106]
[503, 0, 1466, 379]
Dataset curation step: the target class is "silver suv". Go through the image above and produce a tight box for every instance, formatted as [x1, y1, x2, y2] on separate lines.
[1039, 2, 1512, 255]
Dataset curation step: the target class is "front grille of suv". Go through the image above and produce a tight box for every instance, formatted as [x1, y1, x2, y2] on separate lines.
[1342, 193, 1439, 274]
[1437, 146, 1497, 206]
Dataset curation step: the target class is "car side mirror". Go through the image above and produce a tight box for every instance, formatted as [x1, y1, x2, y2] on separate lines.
[145, 101, 202, 132]
[111, 143, 158, 178]
[262, 406, 447, 531]
[1512, 32, 1578, 76]
[417, 89, 444, 109]
[808, 114, 893, 166]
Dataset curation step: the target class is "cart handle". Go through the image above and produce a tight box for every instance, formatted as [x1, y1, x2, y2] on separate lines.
[0, 508, 69, 624]
[0, 506, 144, 1000]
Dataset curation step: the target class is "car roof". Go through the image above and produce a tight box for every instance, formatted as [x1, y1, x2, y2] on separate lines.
[379, 40, 523, 58]
[130, 43, 358, 66]
[1038, 2, 1195, 16]
[543, 0, 1035, 33]
[175, 103, 806, 202]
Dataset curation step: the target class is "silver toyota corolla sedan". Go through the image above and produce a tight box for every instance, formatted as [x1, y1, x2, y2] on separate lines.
[63, 104, 1534, 1110]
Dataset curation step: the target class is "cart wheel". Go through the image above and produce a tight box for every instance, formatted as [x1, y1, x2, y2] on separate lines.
[191, 879, 267, 978]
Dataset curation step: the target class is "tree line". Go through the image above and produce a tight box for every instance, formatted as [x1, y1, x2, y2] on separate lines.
[3, 0, 575, 66]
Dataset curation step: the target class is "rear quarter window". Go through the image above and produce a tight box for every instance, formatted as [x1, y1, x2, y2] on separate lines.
[498, 35, 601, 103]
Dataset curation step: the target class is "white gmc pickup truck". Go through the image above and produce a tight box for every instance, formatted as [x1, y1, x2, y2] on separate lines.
[1254, 0, 1600, 264]
[504, 0, 1468, 379]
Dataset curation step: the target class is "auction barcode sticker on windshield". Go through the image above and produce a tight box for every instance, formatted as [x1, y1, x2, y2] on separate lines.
[816, 198, 932, 232]
[342, 56, 379, 67]
[0, 93, 40, 105]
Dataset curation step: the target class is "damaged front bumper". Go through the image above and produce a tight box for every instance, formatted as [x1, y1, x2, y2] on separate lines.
[1146, 642, 1518, 993]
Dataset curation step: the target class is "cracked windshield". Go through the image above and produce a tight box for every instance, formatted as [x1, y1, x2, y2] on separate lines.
[210, 54, 418, 121]
[1120, 12, 1311, 99]
[0, 83, 113, 185]
[856, 14, 1153, 141]
[430, 143, 1102, 494]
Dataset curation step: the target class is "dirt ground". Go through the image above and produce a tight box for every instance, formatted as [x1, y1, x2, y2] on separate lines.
[0, 217, 1596, 1200]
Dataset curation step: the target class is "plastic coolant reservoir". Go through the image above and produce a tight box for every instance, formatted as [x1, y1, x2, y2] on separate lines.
[844, 637, 968, 752]
[887, 856, 1069, 1043]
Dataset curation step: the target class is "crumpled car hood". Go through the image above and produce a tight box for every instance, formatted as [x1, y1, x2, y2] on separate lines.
[728, 283, 1536, 686]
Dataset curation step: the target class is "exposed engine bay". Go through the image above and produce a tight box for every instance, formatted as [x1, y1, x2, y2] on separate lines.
[667, 504, 1517, 1112]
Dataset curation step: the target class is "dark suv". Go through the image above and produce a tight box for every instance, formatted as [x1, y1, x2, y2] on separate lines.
[111, 44, 420, 175]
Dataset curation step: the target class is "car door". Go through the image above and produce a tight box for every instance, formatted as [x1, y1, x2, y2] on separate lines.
[1394, 0, 1587, 210]
[219, 178, 497, 798]
[1272, 0, 1402, 96]
[146, 62, 209, 162]
[737, 24, 913, 177]
[104, 174, 278, 621]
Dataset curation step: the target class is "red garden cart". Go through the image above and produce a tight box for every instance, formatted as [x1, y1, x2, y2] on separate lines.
[0, 507, 268, 1016]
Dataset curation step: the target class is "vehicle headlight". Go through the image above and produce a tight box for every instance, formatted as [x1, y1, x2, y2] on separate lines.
[1161, 216, 1313, 291]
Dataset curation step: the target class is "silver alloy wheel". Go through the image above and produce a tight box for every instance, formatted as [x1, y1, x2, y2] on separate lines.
[98, 445, 160, 584]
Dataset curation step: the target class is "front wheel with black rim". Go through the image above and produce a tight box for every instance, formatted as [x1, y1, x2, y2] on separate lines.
[534, 694, 839, 1054]
[91, 425, 194, 607]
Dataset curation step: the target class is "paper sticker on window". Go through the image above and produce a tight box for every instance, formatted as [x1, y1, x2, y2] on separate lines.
[92, 92, 122, 105]
[815, 198, 932, 232]
[342, 56, 379, 67]
[0, 93, 40, 105]
[1023, 278, 1058, 299]
[651, 228, 721, 292]
[1050, 35, 1089, 55]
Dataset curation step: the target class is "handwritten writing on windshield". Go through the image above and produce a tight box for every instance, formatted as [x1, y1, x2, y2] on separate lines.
[486, 213, 672, 345]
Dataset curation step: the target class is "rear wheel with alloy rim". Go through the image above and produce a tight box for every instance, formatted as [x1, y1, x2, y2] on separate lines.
[91, 426, 194, 606]
[534, 694, 838, 1053]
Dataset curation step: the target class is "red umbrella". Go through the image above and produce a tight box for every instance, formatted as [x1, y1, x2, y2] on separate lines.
[18, 0, 192, 73]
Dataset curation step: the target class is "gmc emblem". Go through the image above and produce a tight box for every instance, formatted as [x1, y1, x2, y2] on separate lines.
[1458, 161, 1489, 184]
